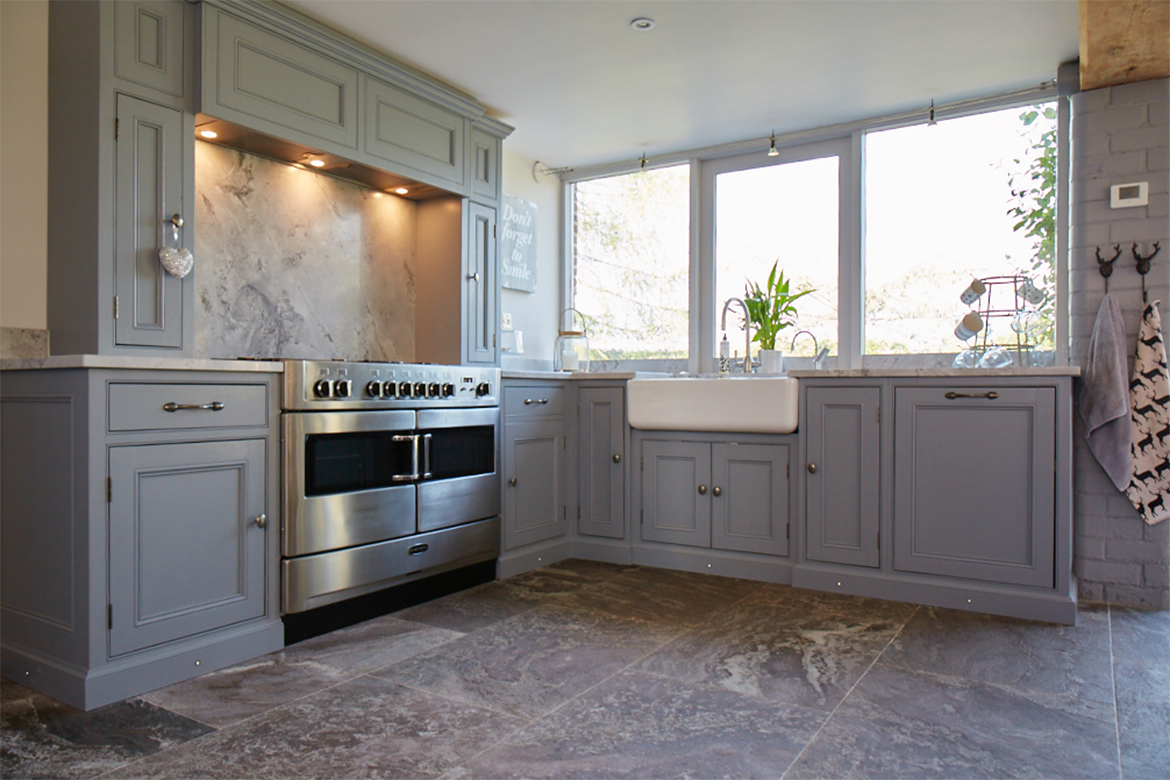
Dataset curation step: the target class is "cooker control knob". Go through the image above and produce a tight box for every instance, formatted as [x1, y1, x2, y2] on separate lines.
[441, 383, 455, 397]
[413, 382, 427, 398]
[382, 381, 398, 398]
[365, 381, 383, 398]
[313, 379, 332, 398]
[398, 381, 412, 398]
[476, 382, 491, 398]
[427, 382, 440, 398]
[334, 380, 352, 398]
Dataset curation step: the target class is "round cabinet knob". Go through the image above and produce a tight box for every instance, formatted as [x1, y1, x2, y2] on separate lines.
[698, 485, 707, 495]
[509, 477, 517, 487]
[468, 272, 481, 283]
[255, 513, 267, 528]
[365, 381, 383, 398]
[712, 486, 722, 497]
[313, 380, 332, 398]
[807, 463, 818, 474]
[612, 453, 622, 463]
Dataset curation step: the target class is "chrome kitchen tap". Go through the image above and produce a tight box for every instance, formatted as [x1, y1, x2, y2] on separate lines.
[721, 297, 753, 373]
[791, 329, 829, 370]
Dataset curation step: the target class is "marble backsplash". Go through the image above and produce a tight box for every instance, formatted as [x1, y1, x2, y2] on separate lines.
[194, 143, 417, 361]
[0, 327, 50, 359]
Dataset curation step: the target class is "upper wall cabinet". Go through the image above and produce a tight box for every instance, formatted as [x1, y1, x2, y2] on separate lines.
[202, 7, 360, 150]
[471, 126, 502, 202]
[365, 78, 465, 189]
[114, 1, 189, 100]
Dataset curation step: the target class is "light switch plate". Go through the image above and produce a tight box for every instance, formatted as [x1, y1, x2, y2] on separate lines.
[501, 312, 514, 331]
[1111, 181, 1149, 209]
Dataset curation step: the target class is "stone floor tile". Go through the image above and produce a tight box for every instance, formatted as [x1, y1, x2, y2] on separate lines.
[538, 558, 637, 584]
[785, 663, 1120, 779]
[449, 670, 827, 779]
[1, 678, 38, 705]
[1, 694, 213, 780]
[371, 604, 677, 719]
[393, 578, 550, 633]
[1110, 608, 1170, 780]
[637, 590, 913, 710]
[141, 615, 459, 728]
[879, 605, 1116, 704]
[557, 565, 762, 628]
[1110, 605, 1170, 661]
[107, 676, 522, 779]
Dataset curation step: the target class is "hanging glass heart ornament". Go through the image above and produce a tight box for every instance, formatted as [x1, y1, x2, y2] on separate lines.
[158, 213, 194, 278]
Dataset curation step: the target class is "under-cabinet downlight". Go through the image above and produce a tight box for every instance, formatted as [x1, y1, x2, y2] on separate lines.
[308, 157, 326, 168]
[394, 187, 409, 195]
[198, 129, 218, 139]
[630, 17, 655, 31]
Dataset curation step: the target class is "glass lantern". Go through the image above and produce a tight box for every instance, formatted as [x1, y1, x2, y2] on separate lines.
[553, 308, 590, 372]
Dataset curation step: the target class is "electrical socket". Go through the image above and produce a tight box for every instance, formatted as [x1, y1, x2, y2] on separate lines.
[501, 312, 514, 331]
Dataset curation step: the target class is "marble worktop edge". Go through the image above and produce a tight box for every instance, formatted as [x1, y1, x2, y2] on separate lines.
[786, 367, 1081, 378]
[0, 355, 285, 373]
[502, 370, 670, 380]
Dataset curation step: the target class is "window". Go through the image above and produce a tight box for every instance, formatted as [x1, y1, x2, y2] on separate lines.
[571, 164, 690, 360]
[863, 103, 1058, 356]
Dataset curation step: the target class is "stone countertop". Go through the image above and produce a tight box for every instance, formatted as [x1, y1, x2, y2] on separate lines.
[787, 367, 1081, 378]
[0, 355, 285, 373]
[502, 370, 670, 381]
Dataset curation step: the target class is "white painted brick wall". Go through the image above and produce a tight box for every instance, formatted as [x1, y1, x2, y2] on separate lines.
[1070, 78, 1170, 609]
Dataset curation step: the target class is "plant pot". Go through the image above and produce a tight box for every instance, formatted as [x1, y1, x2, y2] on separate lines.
[759, 349, 784, 375]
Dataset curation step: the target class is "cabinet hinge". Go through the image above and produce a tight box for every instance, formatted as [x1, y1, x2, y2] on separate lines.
[786, 525, 790, 540]
[114, 117, 119, 141]
[877, 406, 881, 424]
[493, 224, 497, 239]
[577, 506, 581, 519]
[113, 296, 120, 320]
[562, 506, 566, 519]
[106, 477, 112, 503]
[107, 604, 113, 630]
[493, 334, 497, 348]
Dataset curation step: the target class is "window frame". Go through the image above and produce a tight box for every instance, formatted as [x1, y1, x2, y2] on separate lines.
[561, 83, 1069, 371]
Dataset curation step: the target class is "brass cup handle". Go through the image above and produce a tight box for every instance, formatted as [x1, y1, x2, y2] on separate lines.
[612, 453, 621, 463]
[712, 486, 722, 497]
[163, 401, 224, 412]
[698, 485, 707, 495]
[255, 513, 267, 528]
[945, 391, 999, 400]
[807, 463, 818, 474]
[509, 477, 517, 487]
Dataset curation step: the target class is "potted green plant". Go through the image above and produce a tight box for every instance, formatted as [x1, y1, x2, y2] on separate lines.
[743, 261, 814, 374]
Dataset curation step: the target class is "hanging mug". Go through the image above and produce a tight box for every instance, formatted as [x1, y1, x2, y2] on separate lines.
[954, 311, 983, 341]
[959, 278, 986, 305]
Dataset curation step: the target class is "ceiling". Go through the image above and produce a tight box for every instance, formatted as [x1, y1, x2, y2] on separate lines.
[287, 0, 1081, 169]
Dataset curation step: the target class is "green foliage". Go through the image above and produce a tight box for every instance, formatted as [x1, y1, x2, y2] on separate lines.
[1007, 104, 1057, 349]
[742, 261, 815, 350]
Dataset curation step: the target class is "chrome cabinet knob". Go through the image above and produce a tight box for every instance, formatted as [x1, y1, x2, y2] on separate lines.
[698, 484, 707, 495]
[807, 463, 818, 474]
[509, 477, 517, 487]
[612, 453, 621, 463]
[712, 486, 722, 497]
[255, 513, 267, 528]
[468, 272, 481, 283]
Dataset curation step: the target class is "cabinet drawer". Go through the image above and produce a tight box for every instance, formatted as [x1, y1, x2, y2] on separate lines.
[504, 385, 566, 419]
[109, 382, 268, 432]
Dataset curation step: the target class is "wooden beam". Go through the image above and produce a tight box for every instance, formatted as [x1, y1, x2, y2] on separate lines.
[1080, 0, 1170, 90]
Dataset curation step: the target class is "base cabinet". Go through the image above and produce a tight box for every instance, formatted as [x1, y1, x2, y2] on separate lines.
[501, 382, 567, 551]
[577, 386, 626, 539]
[639, 436, 790, 556]
[0, 368, 283, 710]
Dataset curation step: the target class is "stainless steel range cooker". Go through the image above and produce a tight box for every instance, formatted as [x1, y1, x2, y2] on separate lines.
[281, 360, 501, 614]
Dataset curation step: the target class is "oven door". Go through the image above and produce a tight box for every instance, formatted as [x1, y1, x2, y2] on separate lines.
[417, 408, 500, 532]
[284, 410, 418, 557]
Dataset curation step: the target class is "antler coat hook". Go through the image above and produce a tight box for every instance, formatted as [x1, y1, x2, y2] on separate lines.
[1132, 242, 1161, 303]
[1096, 245, 1122, 292]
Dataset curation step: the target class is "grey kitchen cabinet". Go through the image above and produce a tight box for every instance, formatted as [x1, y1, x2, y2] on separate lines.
[365, 76, 466, 188]
[470, 125, 502, 202]
[892, 385, 1056, 588]
[202, 6, 360, 150]
[47, 0, 196, 357]
[577, 386, 627, 539]
[466, 203, 499, 364]
[640, 437, 790, 555]
[502, 383, 567, 550]
[804, 385, 881, 568]
[0, 366, 283, 710]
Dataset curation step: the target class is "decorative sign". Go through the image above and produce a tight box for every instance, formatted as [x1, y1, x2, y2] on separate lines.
[500, 194, 537, 293]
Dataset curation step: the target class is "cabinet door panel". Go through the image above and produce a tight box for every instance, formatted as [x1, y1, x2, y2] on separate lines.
[366, 77, 465, 187]
[471, 127, 500, 201]
[115, 95, 185, 350]
[805, 386, 880, 567]
[578, 387, 625, 539]
[893, 387, 1055, 587]
[712, 443, 789, 556]
[465, 203, 497, 364]
[642, 440, 710, 548]
[114, 1, 187, 99]
[504, 420, 564, 549]
[109, 439, 266, 656]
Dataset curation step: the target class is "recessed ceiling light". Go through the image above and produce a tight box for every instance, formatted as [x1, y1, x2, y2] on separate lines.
[198, 129, 218, 139]
[394, 187, 409, 195]
[630, 17, 655, 31]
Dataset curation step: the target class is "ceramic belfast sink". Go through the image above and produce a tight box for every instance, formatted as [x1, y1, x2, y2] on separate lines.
[627, 376, 799, 434]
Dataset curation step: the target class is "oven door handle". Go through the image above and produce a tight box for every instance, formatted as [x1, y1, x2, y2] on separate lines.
[392, 433, 421, 482]
[421, 433, 433, 480]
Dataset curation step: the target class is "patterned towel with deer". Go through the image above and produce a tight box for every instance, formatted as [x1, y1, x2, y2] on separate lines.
[1127, 300, 1170, 525]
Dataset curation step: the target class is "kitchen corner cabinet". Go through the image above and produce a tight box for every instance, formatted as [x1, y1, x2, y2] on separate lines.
[48, 0, 197, 357]
[576, 386, 627, 539]
[638, 434, 791, 556]
[804, 385, 881, 567]
[502, 382, 568, 550]
[0, 368, 283, 711]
